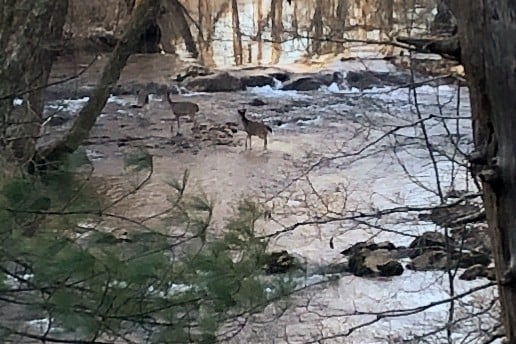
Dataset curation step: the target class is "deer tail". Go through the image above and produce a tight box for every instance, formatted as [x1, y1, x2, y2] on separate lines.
[266, 125, 273, 133]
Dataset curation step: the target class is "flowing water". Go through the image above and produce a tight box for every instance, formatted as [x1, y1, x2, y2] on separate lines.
[11, 1, 497, 342]
[29, 53, 497, 343]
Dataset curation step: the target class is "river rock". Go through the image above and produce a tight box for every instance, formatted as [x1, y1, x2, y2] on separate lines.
[408, 231, 449, 257]
[450, 225, 492, 256]
[264, 250, 297, 274]
[459, 264, 493, 281]
[186, 72, 245, 92]
[455, 251, 491, 268]
[176, 65, 212, 82]
[348, 249, 403, 277]
[315, 71, 345, 86]
[408, 249, 489, 270]
[418, 203, 484, 227]
[241, 74, 276, 88]
[406, 245, 490, 271]
[406, 250, 448, 271]
[341, 240, 396, 256]
[345, 70, 410, 90]
[44, 113, 73, 126]
[249, 98, 267, 106]
[268, 72, 290, 82]
[237, 66, 291, 83]
[378, 260, 404, 277]
[281, 77, 325, 91]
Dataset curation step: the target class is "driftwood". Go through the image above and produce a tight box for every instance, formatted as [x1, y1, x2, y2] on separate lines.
[396, 36, 461, 62]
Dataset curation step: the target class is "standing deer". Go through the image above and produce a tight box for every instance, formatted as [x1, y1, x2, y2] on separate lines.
[131, 91, 150, 110]
[238, 108, 272, 150]
[165, 88, 199, 135]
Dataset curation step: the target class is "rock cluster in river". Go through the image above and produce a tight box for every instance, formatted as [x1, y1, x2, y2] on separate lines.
[338, 202, 494, 280]
[264, 201, 494, 283]
[44, 65, 417, 101]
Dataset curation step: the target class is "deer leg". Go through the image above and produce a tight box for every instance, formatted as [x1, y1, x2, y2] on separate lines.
[176, 115, 181, 136]
[191, 115, 198, 128]
[264, 135, 267, 150]
[249, 135, 252, 150]
[244, 134, 248, 150]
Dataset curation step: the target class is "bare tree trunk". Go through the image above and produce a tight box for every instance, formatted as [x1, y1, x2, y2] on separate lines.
[311, 0, 324, 56]
[163, 0, 198, 57]
[36, 0, 162, 166]
[198, 0, 215, 66]
[0, 0, 69, 170]
[291, 0, 299, 35]
[255, 0, 264, 64]
[446, 1, 516, 341]
[231, 0, 243, 65]
[334, 0, 348, 53]
[378, 0, 394, 55]
[431, 0, 455, 34]
[270, 0, 283, 64]
[355, 0, 370, 40]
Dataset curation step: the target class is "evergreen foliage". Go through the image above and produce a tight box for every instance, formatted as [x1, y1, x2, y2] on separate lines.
[0, 150, 294, 343]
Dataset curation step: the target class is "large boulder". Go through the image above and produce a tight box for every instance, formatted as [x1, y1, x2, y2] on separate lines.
[249, 98, 267, 106]
[406, 250, 448, 271]
[269, 72, 290, 82]
[176, 65, 213, 82]
[378, 260, 404, 277]
[348, 249, 403, 277]
[406, 249, 490, 271]
[459, 264, 496, 281]
[341, 240, 396, 256]
[263, 250, 298, 274]
[418, 203, 484, 228]
[345, 70, 410, 90]
[241, 74, 276, 88]
[281, 77, 325, 91]
[455, 251, 491, 268]
[186, 72, 245, 92]
[409, 232, 453, 250]
[238, 66, 291, 83]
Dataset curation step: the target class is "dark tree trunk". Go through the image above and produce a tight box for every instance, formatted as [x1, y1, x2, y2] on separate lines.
[432, 1, 456, 35]
[198, 0, 215, 66]
[311, 0, 324, 55]
[231, 0, 243, 65]
[333, 0, 348, 53]
[270, 0, 283, 64]
[255, 0, 264, 64]
[378, 0, 394, 55]
[36, 0, 162, 166]
[164, 0, 198, 57]
[0, 0, 69, 170]
[291, 0, 299, 35]
[446, 1, 516, 341]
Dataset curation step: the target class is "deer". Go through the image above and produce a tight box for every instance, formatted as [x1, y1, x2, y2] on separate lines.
[165, 88, 199, 135]
[131, 91, 150, 110]
[130, 91, 151, 127]
[237, 108, 272, 150]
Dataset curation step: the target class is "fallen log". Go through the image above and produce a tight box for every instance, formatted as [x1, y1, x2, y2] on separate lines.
[396, 36, 461, 63]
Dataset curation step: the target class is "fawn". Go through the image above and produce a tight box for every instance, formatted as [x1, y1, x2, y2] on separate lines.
[165, 89, 199, 135]
[238, 108, 272, 150]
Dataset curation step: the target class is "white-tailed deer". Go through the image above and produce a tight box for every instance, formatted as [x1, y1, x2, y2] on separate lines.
[165, 89, 199, 135]
[131, 91, 150, 109]
[238, 108, 272, 150]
